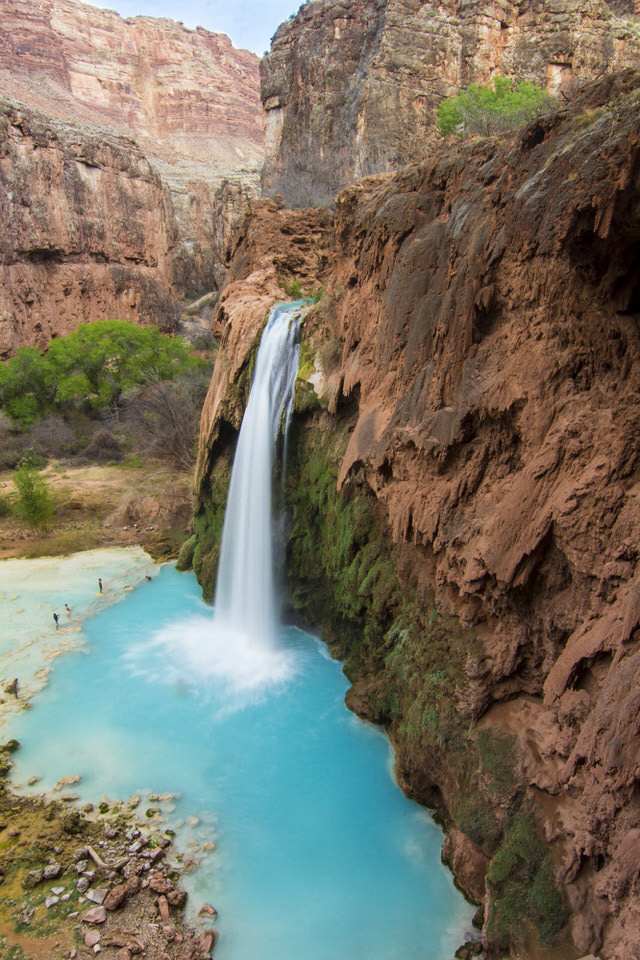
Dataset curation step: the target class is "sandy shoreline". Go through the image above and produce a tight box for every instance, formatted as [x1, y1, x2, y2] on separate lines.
[1, 547, 156, 729]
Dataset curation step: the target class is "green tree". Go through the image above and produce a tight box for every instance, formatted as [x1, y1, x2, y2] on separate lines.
[13, 461, 54, 531]
[437, 77, 553, 137]
[0, 320, 209, 427]
[0, 346, 51, 426]
[44, 320, 206, 410]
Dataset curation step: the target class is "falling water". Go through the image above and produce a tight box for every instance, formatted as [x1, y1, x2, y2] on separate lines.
[213, 302, 303, 651]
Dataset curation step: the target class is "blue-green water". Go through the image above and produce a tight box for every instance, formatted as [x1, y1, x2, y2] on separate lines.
[8, 564, 472, 960]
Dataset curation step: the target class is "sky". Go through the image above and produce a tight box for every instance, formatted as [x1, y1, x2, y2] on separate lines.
[84, 0, 302, 56]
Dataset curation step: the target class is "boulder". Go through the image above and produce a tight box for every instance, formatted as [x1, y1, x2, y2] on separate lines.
[84, 929, 101, 948]
[23, 869, 44, 888]
[199, 903, 218, 918]
[167, 889, 187, 908]
[199, 929, 219, 954]
[81, 905, 107, 924]
[85, 887, 107, 904]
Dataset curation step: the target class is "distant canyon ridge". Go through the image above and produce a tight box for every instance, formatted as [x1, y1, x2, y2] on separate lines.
[0, 0, 264, 354]
[2, 0, 639, 354]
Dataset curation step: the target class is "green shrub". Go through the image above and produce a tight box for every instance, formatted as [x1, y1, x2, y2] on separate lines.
[453, 793, 502, 855]
[476, 729, 519, 800]
[437, 77, 554, 137]
[279, 278, 325, 303]
[0, 320, 209, 427]
[12, 461, 53, 531]
[280, 278, 304, 299]
[0, 491, 11, 517]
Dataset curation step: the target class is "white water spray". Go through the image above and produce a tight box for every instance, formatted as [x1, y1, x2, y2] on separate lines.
[213, 303, 303, 648]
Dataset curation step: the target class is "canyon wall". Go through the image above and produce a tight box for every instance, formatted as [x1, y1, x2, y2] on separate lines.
[0, 0, 264, 354]
[261, 0, 640, 206]
[193, 71, 640, 959]
[0, 97, 179, 354]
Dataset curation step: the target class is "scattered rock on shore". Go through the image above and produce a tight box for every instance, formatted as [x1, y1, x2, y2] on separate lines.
[0, 787, 219, 958]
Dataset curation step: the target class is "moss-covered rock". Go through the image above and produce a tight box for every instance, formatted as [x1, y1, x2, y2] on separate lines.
[486, 808, 568, 952]
[191, 454, 232, 603]
[176, 534, 196, 572]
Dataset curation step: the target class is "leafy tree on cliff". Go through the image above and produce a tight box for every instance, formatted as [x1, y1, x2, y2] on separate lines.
[0, 320, 209, 427]
[437, 77, 553, 137]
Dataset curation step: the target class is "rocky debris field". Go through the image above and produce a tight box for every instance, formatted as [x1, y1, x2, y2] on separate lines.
[0, 752, 219, 960]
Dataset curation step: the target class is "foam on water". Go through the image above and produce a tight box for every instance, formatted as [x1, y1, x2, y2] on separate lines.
[125, 613, 300, 706]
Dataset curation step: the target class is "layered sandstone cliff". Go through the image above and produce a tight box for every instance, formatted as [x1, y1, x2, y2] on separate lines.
[193, 71, 640, 959]
[261, 0, 640, 206]
[0, 97, 179, 354]
[0, 0, 264, 353]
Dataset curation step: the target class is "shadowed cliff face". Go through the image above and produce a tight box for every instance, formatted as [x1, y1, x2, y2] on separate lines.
[261, 0, 640, 207]
[0, 98, 180, 354]
[195, 72, 640, 958]
[0, 0, 264, 354]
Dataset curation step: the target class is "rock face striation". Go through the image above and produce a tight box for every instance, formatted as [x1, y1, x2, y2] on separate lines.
[0, 0, 264, 354]
[0, 98, 179, 354]
[261, 0, 640, 206]
[193, 71, 640, 959]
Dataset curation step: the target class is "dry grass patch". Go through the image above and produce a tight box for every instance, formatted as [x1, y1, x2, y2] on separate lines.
[0, 461, 194, 561]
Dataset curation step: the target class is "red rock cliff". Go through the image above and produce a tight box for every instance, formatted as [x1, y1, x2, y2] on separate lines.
[0, 98, 179, 354]
[261, 0, 640, 206]
[0, 0, 264, 353]
[196, 71, 640, 959]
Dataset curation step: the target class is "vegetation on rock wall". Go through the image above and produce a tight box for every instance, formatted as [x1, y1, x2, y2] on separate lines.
[279, 277, 324, 303]
[284, 416, 399, 663]
[189, 455, 232, 602]
[486, 808, 568, 951]
[437, 78, 554, 137]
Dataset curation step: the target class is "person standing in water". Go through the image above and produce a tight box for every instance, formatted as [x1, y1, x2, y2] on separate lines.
[53, 612, 59, 629]
[64, 603, 71, 616]
[98, 578, 103, 594]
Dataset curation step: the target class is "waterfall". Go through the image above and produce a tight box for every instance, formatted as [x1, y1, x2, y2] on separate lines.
[213, 302, 303, 651]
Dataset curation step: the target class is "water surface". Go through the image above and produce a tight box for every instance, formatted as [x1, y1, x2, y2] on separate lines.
[8, 563, 473, 960]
